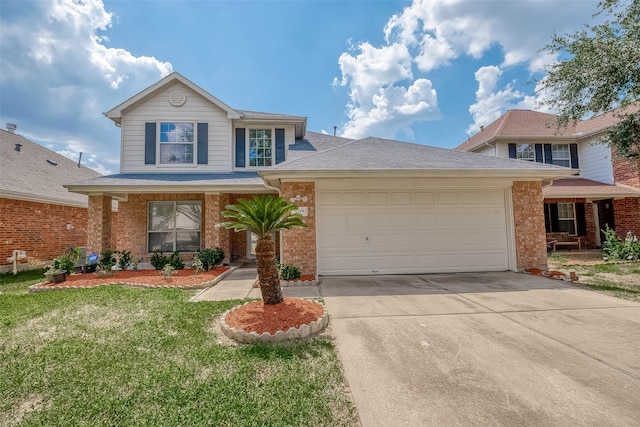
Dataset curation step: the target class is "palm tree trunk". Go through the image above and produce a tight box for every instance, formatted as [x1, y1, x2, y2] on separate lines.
[255, 235, 283, 305]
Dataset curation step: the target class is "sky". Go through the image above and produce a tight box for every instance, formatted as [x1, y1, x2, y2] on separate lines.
[0, 0, 602, 175]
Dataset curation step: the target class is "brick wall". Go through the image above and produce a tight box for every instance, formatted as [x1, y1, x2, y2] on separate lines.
[512, 182, 548, 270]
[0, 198, 89, 264]
[612, 149, 640, 188]
[87, 195, 113, 255]
[203, 193, 231, 263]
[613, 198, 640, 236]
[280, 182, 316, 277]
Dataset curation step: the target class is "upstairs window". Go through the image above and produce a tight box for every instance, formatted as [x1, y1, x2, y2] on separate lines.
[159, 122, 194, 165]
[248, 129, 272, 167]
[516, 144, 535, 161]
[551, 144, 570, 167]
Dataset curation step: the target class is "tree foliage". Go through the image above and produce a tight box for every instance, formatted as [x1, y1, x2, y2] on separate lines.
[218, 195, 307, 305]
[540, 0, 640, 158]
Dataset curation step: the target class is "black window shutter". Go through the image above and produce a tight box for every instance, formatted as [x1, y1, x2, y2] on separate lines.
[145, 122, 156, 165]
[508, 143, 516, 159]
[550, 203, 560, 232]
[544, 204, 551, 232]
[544, 144, 553, 164]
[569, 143, 579, 169]
[575, 203, 586, 235]
[235, 128, 246, 168]
[534, 144, 544, 163]
[197, 123, 208, 164]
[275, 128, 285, 164]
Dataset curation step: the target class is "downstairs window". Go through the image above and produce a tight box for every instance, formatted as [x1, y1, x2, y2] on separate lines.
[148, 201, 201, 252]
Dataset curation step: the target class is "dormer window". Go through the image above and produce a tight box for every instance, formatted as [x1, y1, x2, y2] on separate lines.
[159, 122, 194, 165]
[248, 129, 273, 167]
[516, 144, 535, 161]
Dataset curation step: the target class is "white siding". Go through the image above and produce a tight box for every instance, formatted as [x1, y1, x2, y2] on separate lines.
[578, 138, 614, 184]
[120, 82, 232, 173]
[475, 145, 496, 156]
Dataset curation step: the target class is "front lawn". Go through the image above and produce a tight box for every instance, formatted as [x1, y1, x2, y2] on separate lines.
[0, 272, 357, 426]
[548, 253, 640, 302]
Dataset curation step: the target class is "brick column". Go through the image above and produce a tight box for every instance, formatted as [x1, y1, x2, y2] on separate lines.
[203, 193, 231, 262]
[512, 182, 547, 270]
[280, 182, 316, 277]
[87, 194, 112, 255]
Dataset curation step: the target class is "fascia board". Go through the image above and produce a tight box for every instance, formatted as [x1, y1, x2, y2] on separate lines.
[64, 184, 275, 195]
[0, 190, 89, 208]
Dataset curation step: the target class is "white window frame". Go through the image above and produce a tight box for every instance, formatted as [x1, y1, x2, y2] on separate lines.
[551, 144, 571, 168]
[157, 122, 197, 167]
[516, 144, 535, 161]
[246, 128, 275, 169]
[147, 201, 202, 253]
[557, 202, 577, 235]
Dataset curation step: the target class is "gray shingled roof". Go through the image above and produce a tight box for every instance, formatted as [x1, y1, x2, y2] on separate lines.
[65, 172, 267, 194]
[0, 129, 101, 207]
[287, 131, 354, 161]
[266, 136, 574, 173]
[238, 110, 306, 121]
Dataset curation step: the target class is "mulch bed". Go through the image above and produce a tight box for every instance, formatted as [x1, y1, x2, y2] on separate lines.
[224, 297, 324, 335]
[30, 267, 230, 291]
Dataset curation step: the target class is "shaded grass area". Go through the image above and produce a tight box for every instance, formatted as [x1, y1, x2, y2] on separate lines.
[1, 276, 357, 426]
[0, 269, 47, 295]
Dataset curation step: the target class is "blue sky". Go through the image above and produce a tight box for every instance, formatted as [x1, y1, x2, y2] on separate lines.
[0, 0, 601, 175]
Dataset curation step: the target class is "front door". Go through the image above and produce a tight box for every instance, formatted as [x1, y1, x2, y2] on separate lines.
[247, 232, 257, 259]
[596, 199, 615, 242]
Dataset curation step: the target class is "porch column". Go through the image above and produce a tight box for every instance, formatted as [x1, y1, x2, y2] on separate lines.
[280, 182, 316, 277]
[512, 182, 547, 270]
[203, 193, 231, 263]
[87, 194, 112, 255]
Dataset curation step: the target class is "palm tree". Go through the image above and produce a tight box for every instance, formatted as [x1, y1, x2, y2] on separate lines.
[218, 195, 307, 305]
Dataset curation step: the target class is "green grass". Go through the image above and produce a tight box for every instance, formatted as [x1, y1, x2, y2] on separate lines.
[0, 275, 357, 426]
[547, 252, 569, 264]
[0, 269, 47, 295]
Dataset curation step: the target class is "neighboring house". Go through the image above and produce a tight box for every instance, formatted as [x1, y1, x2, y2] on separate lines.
[0, 127, 117, 273]
[66, 73, 574, 277]
[456, 110, 640, 248]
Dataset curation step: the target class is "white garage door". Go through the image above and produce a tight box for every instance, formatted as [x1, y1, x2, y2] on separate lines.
[317, 188, 511, 275]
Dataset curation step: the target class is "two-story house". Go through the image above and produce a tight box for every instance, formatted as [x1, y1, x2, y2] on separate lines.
[67, 73, 577, 277]
[456, 110, 640, 249]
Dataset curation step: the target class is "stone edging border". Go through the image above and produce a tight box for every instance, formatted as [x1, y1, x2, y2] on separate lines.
[220, 301, 328, 343]
[29, 266, 237, 293]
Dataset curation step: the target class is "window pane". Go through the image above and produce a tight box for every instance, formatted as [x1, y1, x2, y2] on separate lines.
[558, 220, 576, 234]
[160, 143, 193, 164]
[176, 231, 201, 252]
[160, 122, 194, 143]
[176, 203, 201, 230]
[551, 144, 570, 167]
[557, 203, 574, 219]
[149, 202, 175, 231]
[148, 232, 174, 252]
[516, 144, 535, 161]
[249, 129, 272, 167]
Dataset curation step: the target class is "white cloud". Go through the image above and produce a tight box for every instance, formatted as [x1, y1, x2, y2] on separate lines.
[0, 0, 172, 174]
[335, 0, 598, 141]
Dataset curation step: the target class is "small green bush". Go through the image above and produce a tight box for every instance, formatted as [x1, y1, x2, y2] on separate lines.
[279, 265, 301, 281]
[151, 250, 185, 270]
[98, 250, 117, 271]
[602, 225, 640, 261]
[197, 247, 225, 271]
[117, 250, 132, 270]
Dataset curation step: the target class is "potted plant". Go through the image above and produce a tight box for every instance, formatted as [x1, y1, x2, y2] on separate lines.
[44, 247, 81, 282]
[44, 264, 67, 283]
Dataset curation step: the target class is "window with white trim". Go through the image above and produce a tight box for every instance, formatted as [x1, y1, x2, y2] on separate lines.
[159, 122, 195, 165]
[551, 144, 570, 167]
[557, 202, 576, 234]
[148, 201, 201, 252]
[248, 129, 273, 167]
[516, 144, 535, 161]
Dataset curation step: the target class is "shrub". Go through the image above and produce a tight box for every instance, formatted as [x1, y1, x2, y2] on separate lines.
[191, 256, 203, 275]
[279, 264, 301, 281]
[151, 250, 185, 270]
[98, 250, 117, 271]
[602, 225, 640, 261]
[197, 247, 225, 271]
[160, 264, 176, 280]
[117, 250, 132, 270]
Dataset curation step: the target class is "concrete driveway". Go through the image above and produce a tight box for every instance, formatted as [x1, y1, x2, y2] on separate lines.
[320, 272, 640, 426]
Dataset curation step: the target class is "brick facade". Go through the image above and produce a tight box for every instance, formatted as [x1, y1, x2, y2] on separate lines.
[543, 198, 598, 248]
[612, 150, 640, 188]
[279, 182, 316, 277]
[0, 198, 89, 265]
[87, 195, 113, 255]
[512, 182, 548, 270]
[613, 198, 640, 235]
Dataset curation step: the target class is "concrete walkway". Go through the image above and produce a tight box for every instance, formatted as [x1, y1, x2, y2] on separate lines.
[191, 263, 320, 301]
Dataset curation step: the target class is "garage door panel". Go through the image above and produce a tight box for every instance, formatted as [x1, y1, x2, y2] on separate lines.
[317, 188, 510, 275]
